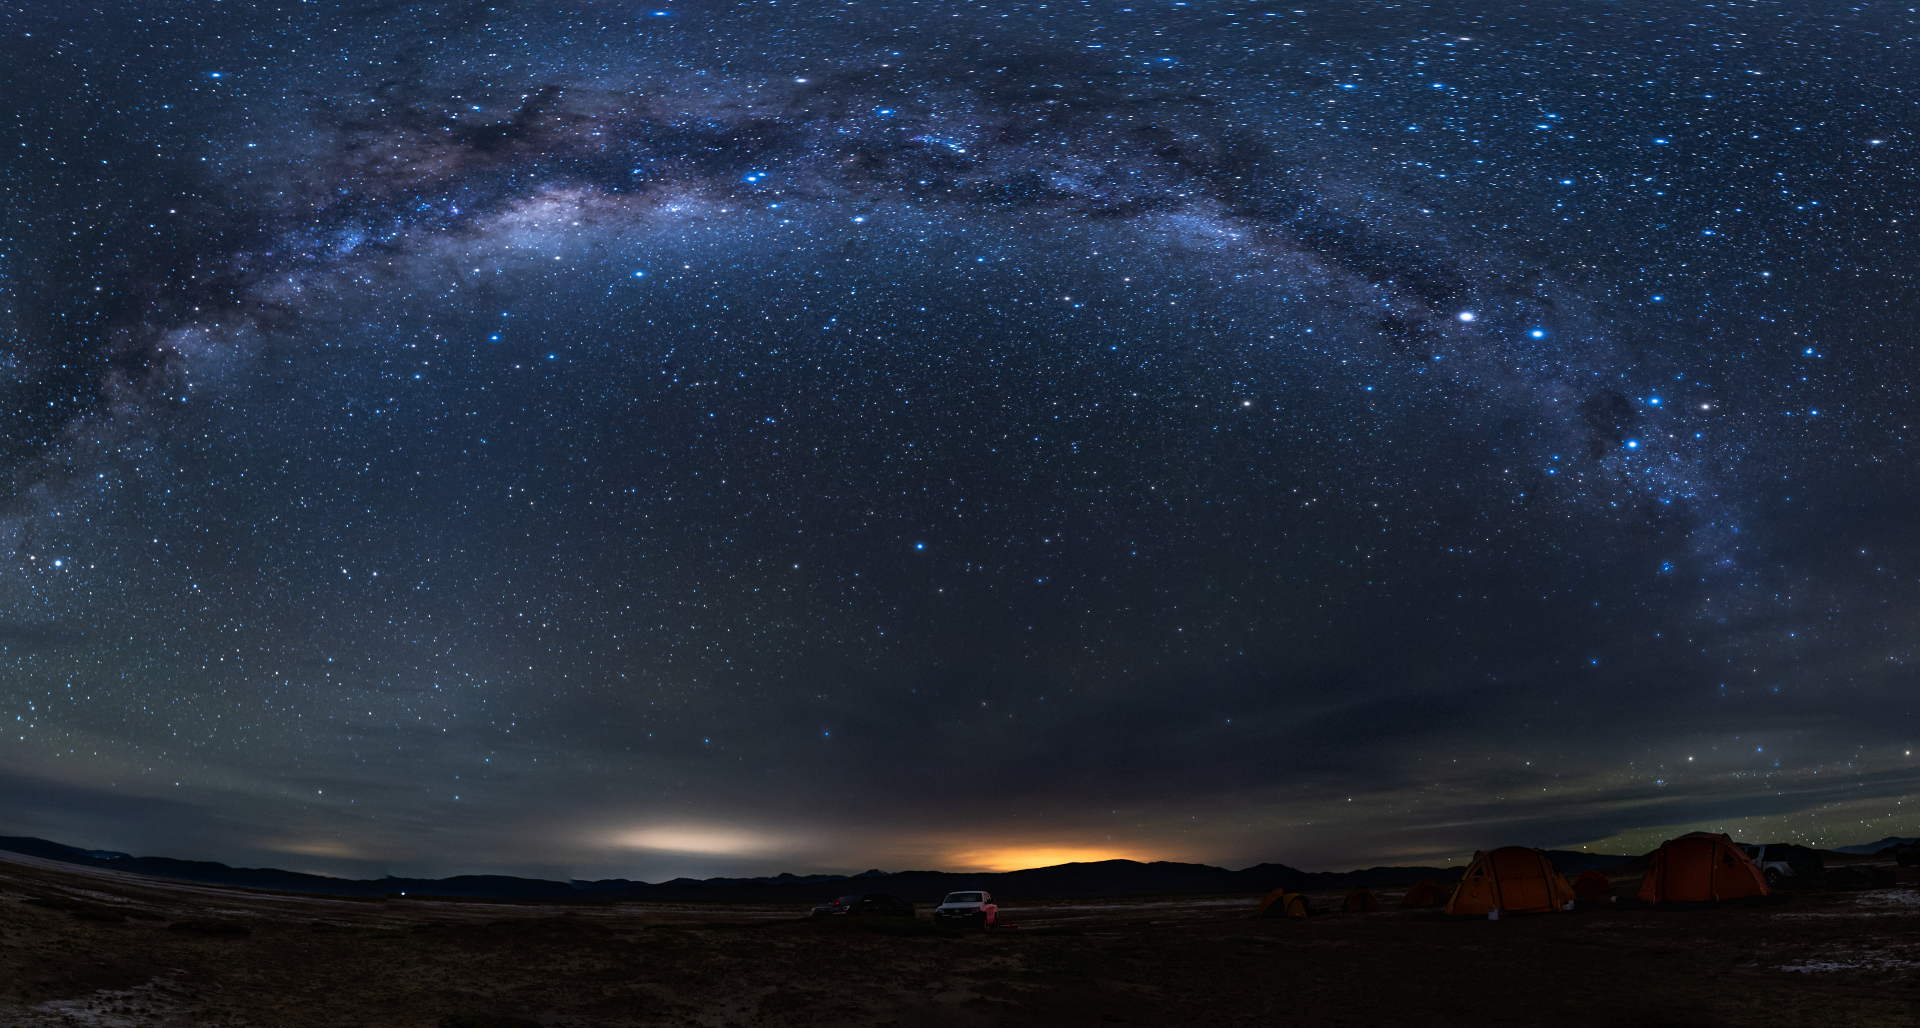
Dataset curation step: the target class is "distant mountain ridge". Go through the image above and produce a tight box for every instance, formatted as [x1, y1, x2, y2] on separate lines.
[0, 835, 1670, 903]
[1829, 836, 1916, 855]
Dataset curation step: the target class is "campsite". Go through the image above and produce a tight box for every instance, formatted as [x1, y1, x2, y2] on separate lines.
[3, 842, 1916, 1027]
[7, 3, 1917, 1024]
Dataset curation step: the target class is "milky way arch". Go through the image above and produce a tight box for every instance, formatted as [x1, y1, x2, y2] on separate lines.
[9, 1, 1913, 876]
[15, 60, 1705, 553]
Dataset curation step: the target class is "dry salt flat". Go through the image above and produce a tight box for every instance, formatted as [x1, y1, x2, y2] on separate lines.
[6, 851, 1919, 1028]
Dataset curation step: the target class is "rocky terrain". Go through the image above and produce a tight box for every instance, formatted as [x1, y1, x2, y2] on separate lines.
[3, 849, 1916, 1027]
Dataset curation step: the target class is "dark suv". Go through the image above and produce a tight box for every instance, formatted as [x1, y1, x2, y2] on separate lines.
[1741, 843, 1824, 887]
[811, 893, 916, 918]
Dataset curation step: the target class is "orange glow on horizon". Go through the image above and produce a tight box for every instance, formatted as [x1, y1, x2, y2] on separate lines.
[943, 846, 1155, 872]
[261, 838, 367, 859]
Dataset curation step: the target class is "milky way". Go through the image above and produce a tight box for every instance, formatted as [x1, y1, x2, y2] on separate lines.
[3, 0, 1917, 879]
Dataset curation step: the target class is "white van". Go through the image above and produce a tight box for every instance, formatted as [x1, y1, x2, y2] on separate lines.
[933, 890, 998, 927]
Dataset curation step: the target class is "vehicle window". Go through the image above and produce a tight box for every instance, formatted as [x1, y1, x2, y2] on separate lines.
[1764, 845, 1785, 860]
[837, 895, 859, 904]
[945, 892, 983, 903]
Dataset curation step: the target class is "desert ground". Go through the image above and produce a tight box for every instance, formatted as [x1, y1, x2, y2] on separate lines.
[2, 850, 1916, 1028]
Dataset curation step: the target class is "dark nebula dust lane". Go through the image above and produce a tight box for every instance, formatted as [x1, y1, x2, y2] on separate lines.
[2, 0, 1917, 879]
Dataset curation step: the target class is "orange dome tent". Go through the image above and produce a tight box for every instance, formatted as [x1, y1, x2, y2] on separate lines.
[1443, 847, 1577, 916]
[1398, 877, 1449, 908]
[1572, 869, 1611, 899]
[1635, 832, 1770, 905]
[1257, 888, 1309, 918]
[1342, 888, 1381, 913]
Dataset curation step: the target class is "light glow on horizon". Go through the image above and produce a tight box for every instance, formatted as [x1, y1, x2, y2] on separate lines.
[608, 825, 787, 856]
[944, 846, 1156, 872]
[261, 838, 370, 860]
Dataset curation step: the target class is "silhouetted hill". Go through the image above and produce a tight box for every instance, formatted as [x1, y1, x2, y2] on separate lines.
[20, 836, 1814, 903]
[1543, 850, 1638, 875]
[0, 835, 1487, 902]
[1831, 836, 1916, 856]
[0, 836, 334, 893]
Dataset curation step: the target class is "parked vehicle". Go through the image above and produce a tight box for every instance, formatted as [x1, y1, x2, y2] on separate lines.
[1741, 843, 1824, 888]
[933, 890, 998, 928]
[1896, 843, 1920, 868]
[811, 893, 916, 918]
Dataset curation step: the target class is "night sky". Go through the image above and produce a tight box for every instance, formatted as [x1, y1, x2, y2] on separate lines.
[3, 0, 1916, 883]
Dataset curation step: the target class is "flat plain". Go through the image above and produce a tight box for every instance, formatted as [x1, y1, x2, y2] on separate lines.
[3, 850, 1916, 1028]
